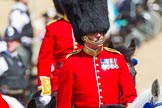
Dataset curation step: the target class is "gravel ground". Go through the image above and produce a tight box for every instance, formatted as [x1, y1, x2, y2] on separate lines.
[133, 31, 162, 95]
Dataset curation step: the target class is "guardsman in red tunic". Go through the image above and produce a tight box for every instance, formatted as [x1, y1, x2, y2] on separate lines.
[37, 0, 82, 105]
[57, 0, 137, 108]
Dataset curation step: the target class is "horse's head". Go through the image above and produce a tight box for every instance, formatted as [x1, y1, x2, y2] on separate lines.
[108, 40, 137, 85]
[131, 79, 162, 108]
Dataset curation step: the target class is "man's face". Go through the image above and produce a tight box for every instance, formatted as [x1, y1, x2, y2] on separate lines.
[85, 32, 104, 49]
[6, 40, 20, 52]
[86, 32, 104, 42]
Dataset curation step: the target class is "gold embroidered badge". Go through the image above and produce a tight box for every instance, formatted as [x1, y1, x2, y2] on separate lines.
[40, 76, 51, 96]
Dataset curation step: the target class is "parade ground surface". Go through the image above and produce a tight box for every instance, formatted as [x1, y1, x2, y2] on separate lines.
[1, 0, 162, 96]
[134, 31, 162, 95]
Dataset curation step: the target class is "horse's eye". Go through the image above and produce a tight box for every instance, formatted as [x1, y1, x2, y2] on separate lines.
[132, 58, 138, 66]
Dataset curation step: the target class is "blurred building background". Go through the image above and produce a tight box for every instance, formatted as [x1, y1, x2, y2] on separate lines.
[0, 0, 53, 35]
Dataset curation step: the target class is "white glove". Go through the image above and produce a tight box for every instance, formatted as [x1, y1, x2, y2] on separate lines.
[0, 41, 7, 52]
[39, 95, 51, 106]
[0, 57, 8, 76]
[37, 76, 52, 105]
[21, 36, 32, 45]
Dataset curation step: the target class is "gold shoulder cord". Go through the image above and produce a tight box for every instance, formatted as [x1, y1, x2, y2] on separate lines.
[47, 13, 63, 25]
[104, 47, 121, 55]
[66, 49, 82, 59]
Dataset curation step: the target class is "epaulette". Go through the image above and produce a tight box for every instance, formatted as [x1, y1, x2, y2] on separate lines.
[63, 15, 69, 22]
[47, 19, 60, 25]
[47, 14, 63, 25]
[66, 49, 82, 59]
[104, 47, 121, 55]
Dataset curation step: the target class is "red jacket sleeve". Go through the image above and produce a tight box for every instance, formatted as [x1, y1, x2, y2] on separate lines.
[118, 55, 137, 105]
[37, 25, 55, 87]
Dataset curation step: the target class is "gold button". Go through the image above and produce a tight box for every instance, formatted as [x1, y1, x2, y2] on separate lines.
[74, 46, 78, 49]
[98, 83, 101, 86]
[74, 42, 78, 45]
[96, 64, 99, 66]
[100, 102, 103, 105]
[95, 57, 98, 60]
[96, 70, 100, 73]
[99, 89, 102, 92]
[97, 76, 100, 79]
[100, 96, 103, 99]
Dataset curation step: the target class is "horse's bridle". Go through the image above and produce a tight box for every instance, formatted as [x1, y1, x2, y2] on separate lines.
[153, 102, 162, 107]
[143, 97, 162, 108]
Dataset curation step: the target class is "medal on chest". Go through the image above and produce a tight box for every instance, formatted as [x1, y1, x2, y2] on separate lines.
[100, 58, 119, 70]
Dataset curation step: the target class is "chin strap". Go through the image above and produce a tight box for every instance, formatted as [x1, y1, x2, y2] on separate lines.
[82, 35, 105, 46]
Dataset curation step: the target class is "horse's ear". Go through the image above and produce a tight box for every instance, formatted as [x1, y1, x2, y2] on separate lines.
[27, 99, 36, 108]
[128, 40, 136, 55]
[27, 91, 41, 108]
[108, 41, 115, 49]
[49, 96, 56, 108]
[151, 79, 160, 98]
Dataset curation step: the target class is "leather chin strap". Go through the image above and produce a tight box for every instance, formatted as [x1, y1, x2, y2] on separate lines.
[82, 35, 105, 46]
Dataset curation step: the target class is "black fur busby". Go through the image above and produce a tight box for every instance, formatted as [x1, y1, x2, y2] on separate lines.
[53, 0, 64, 15]
[61, 0, 110, 45]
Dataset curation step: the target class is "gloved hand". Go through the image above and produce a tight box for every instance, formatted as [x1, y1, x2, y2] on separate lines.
[38, 95, 52, 106]
[37, 76, 52, 105]
[21, 36, 32, 46]
[0, 41, 7, 53]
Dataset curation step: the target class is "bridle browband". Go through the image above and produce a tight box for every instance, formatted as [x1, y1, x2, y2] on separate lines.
[143, 97, 162, 108]
[153, 102, 162, 107]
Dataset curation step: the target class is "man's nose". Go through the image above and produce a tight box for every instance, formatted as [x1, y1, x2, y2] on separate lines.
[96, 33, 102, 37]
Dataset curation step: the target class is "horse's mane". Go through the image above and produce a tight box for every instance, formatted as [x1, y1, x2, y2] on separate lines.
[113, 45, 133, 63]
[131, 79, 162, 108]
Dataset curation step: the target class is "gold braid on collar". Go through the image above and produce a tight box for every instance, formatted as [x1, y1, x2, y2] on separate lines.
[83, 44, 103, 56]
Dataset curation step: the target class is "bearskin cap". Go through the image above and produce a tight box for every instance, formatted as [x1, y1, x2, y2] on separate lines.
[61, 0, 110, 45]
[53, 0, 64, 15]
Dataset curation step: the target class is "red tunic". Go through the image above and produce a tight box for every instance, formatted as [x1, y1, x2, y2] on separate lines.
[37, 18, 82, 92]
[0, 93, 9, 108]
[57, 47, 137, 108]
